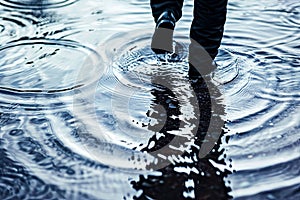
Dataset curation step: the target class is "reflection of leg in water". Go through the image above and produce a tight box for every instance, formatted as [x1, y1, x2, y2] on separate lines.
[143, 2, 230, 198]
[150, 0, 183, 54]
[131, 72, 231, 199]
[143, 85, 181, 152]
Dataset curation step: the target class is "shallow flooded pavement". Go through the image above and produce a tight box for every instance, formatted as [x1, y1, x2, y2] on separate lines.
[0, 0, 299, 199]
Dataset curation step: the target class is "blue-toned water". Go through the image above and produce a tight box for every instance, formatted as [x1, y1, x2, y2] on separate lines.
[0, 0, 299, 199]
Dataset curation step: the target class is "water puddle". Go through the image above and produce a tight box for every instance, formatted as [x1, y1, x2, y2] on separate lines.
[0, 0, 299, 199]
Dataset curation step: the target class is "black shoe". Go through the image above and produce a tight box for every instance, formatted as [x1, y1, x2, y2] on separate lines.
[151, 11, 176, 54]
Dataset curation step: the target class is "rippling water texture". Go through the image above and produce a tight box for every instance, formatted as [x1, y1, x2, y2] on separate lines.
[0, 0, 299, 199]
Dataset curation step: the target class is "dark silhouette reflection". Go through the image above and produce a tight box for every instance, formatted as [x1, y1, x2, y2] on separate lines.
[131, 64, 232, 199]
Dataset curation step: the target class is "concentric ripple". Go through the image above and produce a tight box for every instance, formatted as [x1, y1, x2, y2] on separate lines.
[219, 1, 300, 198]
[0, 30, 226, 199]
[217, 47, 300, 198]
[0, 12, 38, 45]
[0, 112, 141, 199]
[64, 31, 210, 169]
[225, 0, 300, 54]
[0, 0, 79, 10]
[0, 38, 104, 93]
[0, 0, 299, 199]
[0, 38, 104, 115]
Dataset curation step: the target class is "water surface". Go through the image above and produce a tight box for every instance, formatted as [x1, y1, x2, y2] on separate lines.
[0, 0, 299, 199]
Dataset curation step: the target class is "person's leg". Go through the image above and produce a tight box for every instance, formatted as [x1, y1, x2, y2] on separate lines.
[151, 0, 184, 54]
[190, 0, 228, 60]
[150, 0, 184, 23]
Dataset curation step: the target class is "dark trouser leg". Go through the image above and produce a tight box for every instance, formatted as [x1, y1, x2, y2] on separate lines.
[190, 0, 228, 60]
[150, 0, 184, 22]
[150, 0, 184, 53]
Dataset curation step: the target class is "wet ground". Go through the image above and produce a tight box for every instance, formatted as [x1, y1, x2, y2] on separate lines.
[0, 0, 299, 199]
